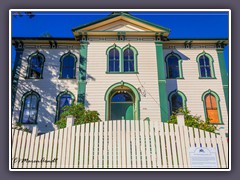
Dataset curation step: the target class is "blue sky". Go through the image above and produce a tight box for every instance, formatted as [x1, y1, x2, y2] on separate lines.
[11, 11, 229, 72]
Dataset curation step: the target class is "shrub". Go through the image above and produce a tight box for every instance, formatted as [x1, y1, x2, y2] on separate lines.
[55, 103, 101, 129]
[12, 122, 31, 132]
[167, 108, 216, 133]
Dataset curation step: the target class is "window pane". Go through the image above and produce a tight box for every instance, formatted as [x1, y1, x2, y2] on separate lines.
[199, 57, 204, 66]
[205, 94, 219, 123]
[200, 67, 206, 77]
[22, 94, 38, 123]
[62, 55, 75, 78]
[171, 94, 183, 112]
[111, 92, 133, 102]
[29, 55, 43, 78]
[109, 48, 120, 72]
[59, 94, 72, 114]
[206, 67, 211, 77]
[168, 55, 179, 78]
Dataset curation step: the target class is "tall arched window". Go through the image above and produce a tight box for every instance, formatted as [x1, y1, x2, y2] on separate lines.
[123, 48, 134, 72]
[27, 51, 45, 79]
[165, 52, 183, 79]
[123, 44, 138, 73]
[202, 90, 222, 124]
[168, 90, 187, 114]
[60, 52, 77, 79]
[196, 52, 215, 79]
[20, 90, 40, 124]
[56, 90, 75, 121]
[108, 47, 120, 72]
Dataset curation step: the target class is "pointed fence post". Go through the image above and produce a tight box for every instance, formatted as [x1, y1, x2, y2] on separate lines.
[66, 115, 75, 127]
[176, 112, 185, 126]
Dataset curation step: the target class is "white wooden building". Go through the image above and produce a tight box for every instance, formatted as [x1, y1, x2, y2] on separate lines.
[11, 12, 229, 134]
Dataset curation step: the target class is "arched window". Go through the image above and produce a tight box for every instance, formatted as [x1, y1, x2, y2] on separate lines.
[168, 90, 187, 114]
[106, 44, 138, 73]
[123, 45, 138, 72]
[27, 51, 45, 79]
[165, 52, 183, 79]
[202, 90, 222, 124]
[123, 48, 134, 72]
[56, 90, 75, 121]
[20, 90, 40, 124]
[60, 52, 77, 79]
[196, 52, 215, 78]
[108, 47, 120, 72]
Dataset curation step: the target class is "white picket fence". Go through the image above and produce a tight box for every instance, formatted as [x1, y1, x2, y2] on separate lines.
[11, 120, 228, 169]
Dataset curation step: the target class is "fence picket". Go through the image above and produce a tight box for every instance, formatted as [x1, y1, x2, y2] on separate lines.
[169, 124, 178, 168]
[88, 123, 94, 168]
[46, 132, 54, 168]
[93, 122, 99, 168]
[51, 130, 59, 168]
[42, 133, 49, 168]
[69, 126, 76, 168]
[131, 121, 136, 168]
[140, 120, 146, 168]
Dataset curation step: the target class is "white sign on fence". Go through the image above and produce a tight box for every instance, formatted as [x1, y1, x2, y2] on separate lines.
[189, 147, 218, 168]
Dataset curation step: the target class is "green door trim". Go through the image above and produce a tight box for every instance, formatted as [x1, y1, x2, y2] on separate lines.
[104, 81, 140, 121]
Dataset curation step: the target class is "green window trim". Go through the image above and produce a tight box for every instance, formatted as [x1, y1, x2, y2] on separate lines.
[59, 51, 77, 79]
[104, 81, 140, 121]
[168, 90, 187, 114]
[106, 44, 138, 73]
[55, 90, 75, 122]
[201, 89, 223, 124]
[165, 52, 184, 79]
[196, 51, 216, 79]
[25, 51, 45, 79]
[19, 90, 41, 124]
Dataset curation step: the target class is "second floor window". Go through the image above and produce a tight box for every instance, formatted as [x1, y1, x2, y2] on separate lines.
[196, 52, 216, 79]
[165, 52, 183, 79]
[60, 52, 77, 79]
[27, 52, 45, 79]
[109, 48, 120, 72]
[123, 48, 134, 72]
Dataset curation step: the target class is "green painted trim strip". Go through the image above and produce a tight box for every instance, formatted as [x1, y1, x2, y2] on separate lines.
[217, 48, 229, 112]
[155, 42, 168, 122]
[77, 42, 88, 104]
[12, 48, 23, 115]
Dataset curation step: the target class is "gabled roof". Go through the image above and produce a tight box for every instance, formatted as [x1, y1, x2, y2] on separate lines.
[72, 12, 171, 38]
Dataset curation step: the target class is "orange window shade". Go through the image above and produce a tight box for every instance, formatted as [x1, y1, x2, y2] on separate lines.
[205, 94, 219, 123]
[207, 109, 219, 123]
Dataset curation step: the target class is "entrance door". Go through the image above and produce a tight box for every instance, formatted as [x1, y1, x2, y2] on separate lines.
[110, 91, 134, 120]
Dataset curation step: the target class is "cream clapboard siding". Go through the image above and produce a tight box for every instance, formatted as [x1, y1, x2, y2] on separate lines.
[85, 41, 161, 122]
[12, 48, 80, 133]
[164, 48, 228, 131]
